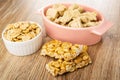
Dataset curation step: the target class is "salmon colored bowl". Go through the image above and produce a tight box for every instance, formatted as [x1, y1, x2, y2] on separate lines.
[37, 3, 113, 45]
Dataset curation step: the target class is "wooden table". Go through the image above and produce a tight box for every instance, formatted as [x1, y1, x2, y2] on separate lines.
[0, 0, 120, 80]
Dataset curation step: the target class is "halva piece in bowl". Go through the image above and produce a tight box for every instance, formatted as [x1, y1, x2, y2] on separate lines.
[2, 21, 43, 56]
[38, 3, 113, 45]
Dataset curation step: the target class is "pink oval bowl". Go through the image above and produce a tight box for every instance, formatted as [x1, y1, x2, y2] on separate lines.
[37, 3, 113, 45]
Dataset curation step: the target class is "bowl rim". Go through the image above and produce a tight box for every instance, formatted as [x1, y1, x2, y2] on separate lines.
[41, 3, 105, 30]
[2, 21, 43, 44]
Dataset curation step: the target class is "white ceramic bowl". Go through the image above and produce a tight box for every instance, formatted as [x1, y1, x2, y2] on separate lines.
[2, 21, 43, 56]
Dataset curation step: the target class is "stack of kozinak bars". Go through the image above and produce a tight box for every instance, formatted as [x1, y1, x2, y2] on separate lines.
[40, 40, 92, 76]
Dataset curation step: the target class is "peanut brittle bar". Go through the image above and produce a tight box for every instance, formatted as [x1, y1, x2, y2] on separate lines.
[40, 40, 88, 61]
[46, 51, 92, 76]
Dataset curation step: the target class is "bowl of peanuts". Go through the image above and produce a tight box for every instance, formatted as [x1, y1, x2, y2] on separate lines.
[37, 3, 113, 45]
[2, 21, 43, 56]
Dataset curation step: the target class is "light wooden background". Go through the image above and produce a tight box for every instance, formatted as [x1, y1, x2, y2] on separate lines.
[0, 0, 120, 80]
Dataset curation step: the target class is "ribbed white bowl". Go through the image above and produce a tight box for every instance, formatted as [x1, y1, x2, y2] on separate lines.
[2, 21, 43, 56]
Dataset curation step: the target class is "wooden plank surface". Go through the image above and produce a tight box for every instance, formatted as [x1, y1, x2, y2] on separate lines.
[0, 0, 120, 80]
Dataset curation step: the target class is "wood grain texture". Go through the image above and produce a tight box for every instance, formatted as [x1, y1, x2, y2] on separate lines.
[0, 0, 120, 80]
